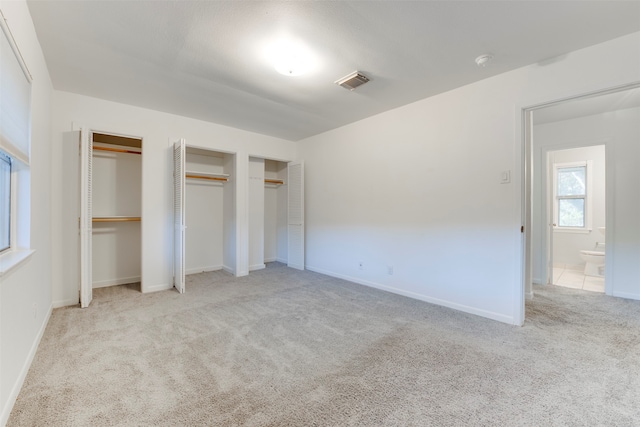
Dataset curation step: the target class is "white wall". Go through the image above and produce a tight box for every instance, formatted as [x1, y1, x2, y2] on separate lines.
[609, 108, 640, 299]
[184, 151, 224, 274]
[51, 91, 296, 305]
[222, 153, 237, 274]
[248, 157, 265, 271]
[0, 1, 53, 424]
[297, 32, 640, 324]
[532, 109, 640, 298]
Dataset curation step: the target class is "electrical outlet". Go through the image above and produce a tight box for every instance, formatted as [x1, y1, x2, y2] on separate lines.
[388, 266, 394, 275]
[358, 261, 363, 270]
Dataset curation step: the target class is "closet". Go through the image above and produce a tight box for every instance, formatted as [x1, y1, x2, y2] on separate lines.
[248, 157, 304, 271]
[79, 131, 142, 308]
[173, 139, 235, 293]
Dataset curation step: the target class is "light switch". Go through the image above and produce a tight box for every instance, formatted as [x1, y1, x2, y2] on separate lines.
[500, 170, 511, 184]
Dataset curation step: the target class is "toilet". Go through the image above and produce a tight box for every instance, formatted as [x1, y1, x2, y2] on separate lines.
[579, 250, 605, 276]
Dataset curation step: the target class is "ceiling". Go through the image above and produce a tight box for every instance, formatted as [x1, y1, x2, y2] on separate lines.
[534, 87, 640, 125]
[26, 1, 640, 141]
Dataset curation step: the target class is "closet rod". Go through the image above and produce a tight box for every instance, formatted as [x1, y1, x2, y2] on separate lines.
[186, 174, 228, 182]
[94, 146, 142, 155]
[265, 179, 284, 185]
[92, 217, 141, 222]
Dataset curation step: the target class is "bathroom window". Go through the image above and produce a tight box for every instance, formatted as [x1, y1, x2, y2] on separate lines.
[553, 161, 592, 231]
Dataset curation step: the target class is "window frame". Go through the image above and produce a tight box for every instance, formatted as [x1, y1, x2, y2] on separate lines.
[0, 150, 11, 253]
[552, 160, 593, 234]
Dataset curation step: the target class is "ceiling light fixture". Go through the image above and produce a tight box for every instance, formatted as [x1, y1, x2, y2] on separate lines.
[267, 39, 315, 77]
[475, 54, 493, 67]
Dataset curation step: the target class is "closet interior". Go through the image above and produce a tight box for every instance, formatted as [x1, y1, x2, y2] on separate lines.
[184, 146, 236, 276]
[248, 157, 288, 271]
[91, 132, 142, 290]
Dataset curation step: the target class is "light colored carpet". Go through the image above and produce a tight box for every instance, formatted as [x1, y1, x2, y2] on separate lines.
[8, 263, 640, 426]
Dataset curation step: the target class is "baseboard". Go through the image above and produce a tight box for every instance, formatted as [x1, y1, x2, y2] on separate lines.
[526, 290, 535, 300]
[222, 265, 236, 275]
[276, 257, 287, 264]
[249, 263, 266, 272]
[92, 276, 141, 289]
[264, 257, 277, 263]
[142, 282, 172, 293]
[186, 265, 222, 275]
[611, 290, 640, 301]
[1, 303, 53, 426]
[53, 298, 78, 308]
[305, 265, 516, 325]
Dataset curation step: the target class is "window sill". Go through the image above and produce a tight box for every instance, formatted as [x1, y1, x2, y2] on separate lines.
[0, 249, 35, 277]
[553, 228, 591, 234]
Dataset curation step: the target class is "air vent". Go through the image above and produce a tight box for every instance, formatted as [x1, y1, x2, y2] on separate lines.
[335, 71, 370, 91]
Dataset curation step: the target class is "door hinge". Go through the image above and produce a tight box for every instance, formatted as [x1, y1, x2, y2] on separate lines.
[521, 226, 524, 233]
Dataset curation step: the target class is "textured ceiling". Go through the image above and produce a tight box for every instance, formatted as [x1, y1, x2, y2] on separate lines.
[26, 1, 640, 141]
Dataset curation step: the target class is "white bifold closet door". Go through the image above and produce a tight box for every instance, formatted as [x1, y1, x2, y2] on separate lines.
[173, 138, 186, 293]
[80, 129, 93, 307]
[287, 162, 304, 270]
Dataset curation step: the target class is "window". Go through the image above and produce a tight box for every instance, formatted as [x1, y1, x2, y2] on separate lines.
[0, 151, 10, 252]
[0, 11, 34, 274]
[553, 161, 592, 231]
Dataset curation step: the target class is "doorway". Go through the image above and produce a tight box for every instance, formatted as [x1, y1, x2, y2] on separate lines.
[522, 83, 640, 319]
[544, 145, 606, 293]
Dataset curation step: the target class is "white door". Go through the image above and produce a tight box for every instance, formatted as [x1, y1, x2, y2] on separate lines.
[80, 129, 93, 307]
[173, 139, 186, 293]
[287, 162, 304, 270]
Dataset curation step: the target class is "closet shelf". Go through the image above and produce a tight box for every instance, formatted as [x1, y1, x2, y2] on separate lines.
[93, 145, 142, 155]
[265, 179, 284, 185]
[185, 172, 229, 182]
[92, 216, 141, 222]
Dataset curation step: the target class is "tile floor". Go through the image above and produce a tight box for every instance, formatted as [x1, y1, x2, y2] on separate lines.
[552, 264, 605, 293]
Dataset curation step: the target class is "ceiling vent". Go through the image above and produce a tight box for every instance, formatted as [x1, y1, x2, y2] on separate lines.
[335, 71, 370, 91]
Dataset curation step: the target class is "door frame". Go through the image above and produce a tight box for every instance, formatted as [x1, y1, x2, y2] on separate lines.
[541, 143, 607, 289]
[77, 125, 145, 305]
[519, 81, 640, 323]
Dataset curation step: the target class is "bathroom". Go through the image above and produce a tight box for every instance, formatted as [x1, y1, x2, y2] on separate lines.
[550, 145, 606, 292]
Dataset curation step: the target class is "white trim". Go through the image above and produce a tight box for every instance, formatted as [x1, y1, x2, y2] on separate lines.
[222, 265, 236, 276]
[264, 257, 277, 263]
[142, 282, 172, 293]
[611, 291, 640, 301]
[276, 257, 288, 264]
[249, 263, 266, 271]
[92, 276, 141, 289]
[53, 298, 79, 308]
[306, 265, 517, 325]
[185, 265, 222, 275]
[0, 303, 51, 426]
[0, 248, 34, 277]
